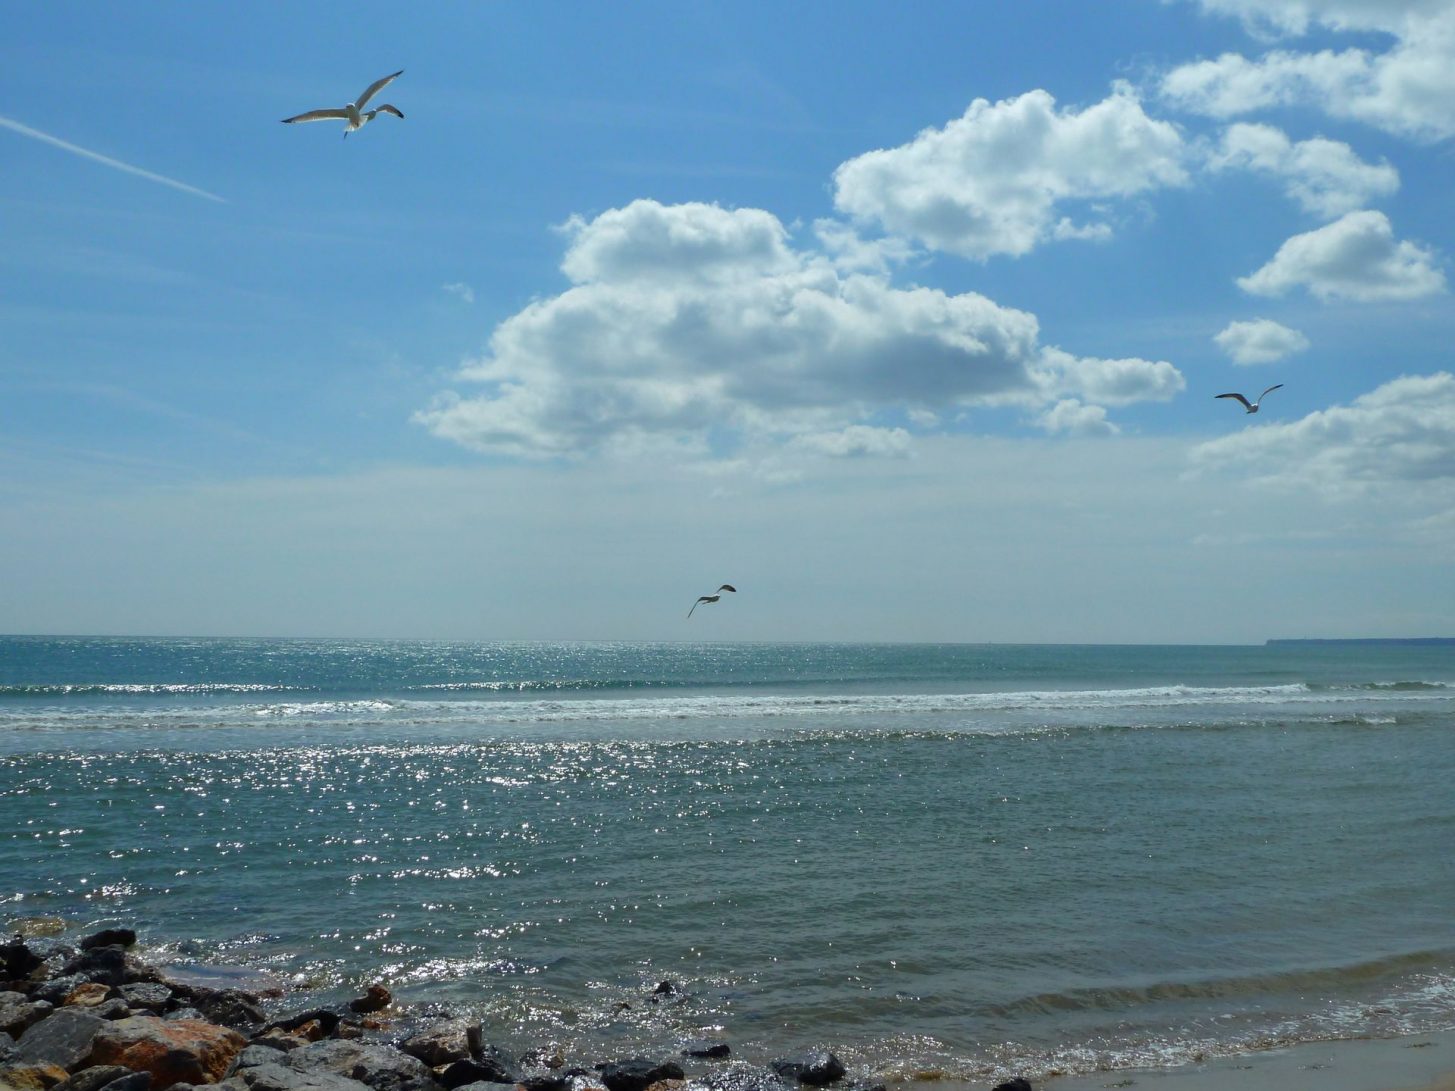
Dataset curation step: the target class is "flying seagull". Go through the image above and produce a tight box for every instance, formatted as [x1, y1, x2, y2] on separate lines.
[688, 584, 737, 618]
[1216, 384, 1283, 413]
[281, 70, 405, 136]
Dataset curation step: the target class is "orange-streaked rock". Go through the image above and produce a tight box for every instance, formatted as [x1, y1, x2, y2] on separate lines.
[88, 1016, 245, 1088]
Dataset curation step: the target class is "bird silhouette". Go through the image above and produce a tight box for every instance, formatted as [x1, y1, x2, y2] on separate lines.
[688, 584, 737, 618]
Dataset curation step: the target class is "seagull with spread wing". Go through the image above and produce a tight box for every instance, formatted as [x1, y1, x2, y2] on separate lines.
[1216, 384, 1283, 413]
[282, 70, 405, 136]
[688, 585, 737, 618]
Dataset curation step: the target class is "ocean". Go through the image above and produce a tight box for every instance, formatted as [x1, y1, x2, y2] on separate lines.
[2, 636, 1453, 1086]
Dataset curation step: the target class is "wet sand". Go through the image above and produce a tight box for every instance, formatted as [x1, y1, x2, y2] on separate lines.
[1030, 1030, 1455, 1091]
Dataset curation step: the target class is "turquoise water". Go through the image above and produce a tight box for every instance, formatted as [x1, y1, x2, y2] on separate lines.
[2, 637, 1453, 1085]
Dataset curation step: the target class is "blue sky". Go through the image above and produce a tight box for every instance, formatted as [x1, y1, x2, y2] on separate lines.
[3, 0, 1453, 642]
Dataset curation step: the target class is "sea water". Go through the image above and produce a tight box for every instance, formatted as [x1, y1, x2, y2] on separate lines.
[2, 636, 1453, 1085]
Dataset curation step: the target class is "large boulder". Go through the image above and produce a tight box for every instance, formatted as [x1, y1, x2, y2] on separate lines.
[170, 992, 262, 1034]
[59, 951, 155, 991]
[769, 1052, 845, 1087]
[0, 940, 44, 982]
[0, 997, 52, 1039]
[397, 1030, 468, 1070]
[597, 1059, 685, 1091]
[14, 1010, 107, 1071]
[282, 1041, 439, 1091]
[990, 1081, 1032, 1091]
[77, 934, 135, 955]
[0, 1063, 70, 1091]
[236, 1064, 371, 1091]
[88, 1016, 246, 1088]
[52, 1066, 134, 1091]
[436, 1050, 518, 1090]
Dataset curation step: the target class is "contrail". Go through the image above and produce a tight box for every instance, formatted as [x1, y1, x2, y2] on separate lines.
[0, 114, 226, 203]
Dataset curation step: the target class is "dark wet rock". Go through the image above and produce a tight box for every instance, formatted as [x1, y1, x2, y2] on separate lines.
[94, 1074, 151, 1091]
[0, 1029, 15, 1063]
[0, 940, 44, 982]
[115, 986, 171, 1016]
[77, 933, 136, 954]
[59, 950, 156, 991]
[345, 990, 389, 1017]
[680, 1041, 730, 1060]
[29, 982, 86, 1009]
[597, 1059, 685, 1091]
[649, 982, 676, 1001]
[166, 988, 263, 1033]
[88, 1016, 247, 1089]
[990, 1081, 1032, 1091]
[14, 1009, 106, 1071]
[516, 1076, 570, 1091]
[437, 1049, 519, 1089]
[52, 1066, 135, 1091]
[0, 996, 53, 1038]
[283, 1040, 440, 1091]
[398, 1029, 468, 1069]
[237, 1062, 372, 1091]
[248, 1036, 304, 1055]
[769, 1052, 845, 1087]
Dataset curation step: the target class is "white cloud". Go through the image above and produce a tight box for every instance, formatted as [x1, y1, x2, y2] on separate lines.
[1038, 399, 1120, 436]
[831, 83, 1187, 260]
[1190, 371, 1455, 497]
[442, 282, 475, 304]
[416, 200, 1183, 459]
[1163, 3, 1455, 141]
[1237, 210, 1446, 301]
[1209, 122, 1398, 218]
[1214, 317, 1311, 363]
[790, 425, 913, 458]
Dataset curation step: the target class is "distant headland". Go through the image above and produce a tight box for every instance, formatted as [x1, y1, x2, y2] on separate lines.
[1267, 637, 1455, 646]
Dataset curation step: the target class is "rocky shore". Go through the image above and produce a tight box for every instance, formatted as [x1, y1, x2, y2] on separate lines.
[1, 930, 1034, 1091]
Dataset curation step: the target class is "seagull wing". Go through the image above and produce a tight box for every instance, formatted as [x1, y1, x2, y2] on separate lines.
[1258, 384, 1283, 403]
[1216, 392, 1253, 410]
[717, 584, 737, 593]
[281, 108, 350, 124]
[355, 70, 403, 110]
[374, 104, 404, 119]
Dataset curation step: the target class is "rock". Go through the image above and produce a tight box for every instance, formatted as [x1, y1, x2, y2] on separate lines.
[0, 1030, 14, 1063]
[61, 987, 111, 1010]
[990, 1081, 1033, 1091]
[344, 991, 388, 1018]
[596, 1060, 684, 1091]
[15, 1009, 107, 1071]
[177, 993, 263, 1034]
[52, 1066, 135, 1091]
[680, 1042, 730, 1060]
[437, 1050, 519, 1090]
[77, 934, 135, 954]
[59, 950, 155, 991]
[30, 983, 87, 1009]
[261, 1014, 338, 1040]
[643, 1082, 684, 1091]
[699, 1066, 794, 1091]
[88, 1016, 246, 1089]
[115, 987, 171, 1016]
[237, 1062, 372, 1091]
[94, 1074, 151, 1091]
[245, 1038, 302, 1057]
[0, 996, 53, 1038]
[8, 921, 66, 941]
[517, 1077, 569, 1091]
[282, 1041, 440, 1091]
[234, 1046, 289, 1072]
[162, 1012, 204, 1025]
[400, 1030, 469, 1070]
[648, 982, 675, 1001]
[0, 1063, 70, 1090]
[0, 940, 44, 982]
[769, 1053, 845, 1087]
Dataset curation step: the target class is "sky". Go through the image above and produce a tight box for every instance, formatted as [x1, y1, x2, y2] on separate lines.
[2, 0, 1453, 644]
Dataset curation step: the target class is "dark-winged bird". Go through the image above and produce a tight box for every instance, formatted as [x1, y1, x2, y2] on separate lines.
[688, 584, 737, 618]
[282, 70, 405, 136]
[1216, 384, 1283, 413]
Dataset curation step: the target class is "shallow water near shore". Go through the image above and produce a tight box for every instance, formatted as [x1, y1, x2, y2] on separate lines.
[3, 637, 1454, 1086]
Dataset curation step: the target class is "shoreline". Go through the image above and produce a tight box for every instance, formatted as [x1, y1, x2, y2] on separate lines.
[5, 927, 1455, 1091]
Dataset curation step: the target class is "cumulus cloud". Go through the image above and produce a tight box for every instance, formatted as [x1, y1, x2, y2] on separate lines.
[1191, 371, 1455, 496]
[1209, 122, 1398, 218]
[831, 83, 1187, 260]
[1038, 400, 1120, 436]
[416, 200, 1183, 459]
[1214, 317, 1311, 363]
[1163, 3, 1455, 141]
[1237, 210, 1446, 301]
